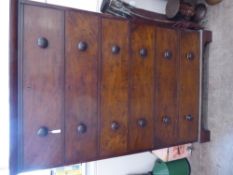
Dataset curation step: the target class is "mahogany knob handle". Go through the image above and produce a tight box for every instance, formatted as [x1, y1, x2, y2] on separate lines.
[163, 116, 171, 125]
[112, 45, 120, 54]
[37, 127, 49, 137]
[77, 123, 87, 134]
[140, 48, 148, 58]
[164, 50, 172, 59]
[186, 52, 194, 60]
[111, 121, 120, 131]
[37, 37, 48, 49]
[78, 41, 88, 51]
[138, 118, 147, 128]
[185, 115, 193, 121]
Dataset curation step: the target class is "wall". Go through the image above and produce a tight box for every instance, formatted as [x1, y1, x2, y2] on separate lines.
[189, 1, 233, 175]
[31, 0, 166, 13]
[124, 0, 166, 14]
[89, 153, 156, 175]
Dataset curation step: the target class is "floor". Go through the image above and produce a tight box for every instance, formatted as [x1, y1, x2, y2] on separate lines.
[189, 1, 233, 174]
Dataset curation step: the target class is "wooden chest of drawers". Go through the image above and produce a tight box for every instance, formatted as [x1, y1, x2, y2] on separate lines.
[13, 0, 211, 173]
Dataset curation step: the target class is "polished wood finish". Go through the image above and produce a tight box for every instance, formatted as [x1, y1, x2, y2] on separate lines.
[65, 11, 99, 163]
[200, 30, 212, 143]
[14, 1, 208, 173]
[178, 31, 200, 143]
[154, 28, 179, 148]
[21, 5, 64, 170]
[100, 18, 129, 157]
[9, 0, 18, 174]
[128, 23, 154, 152]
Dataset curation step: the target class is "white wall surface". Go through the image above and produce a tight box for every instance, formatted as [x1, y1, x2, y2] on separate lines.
[94, 152, 157, 175]
[46, 0, 100, 12]
[124, 0, 166, 14]
[33, 0, 166, 14]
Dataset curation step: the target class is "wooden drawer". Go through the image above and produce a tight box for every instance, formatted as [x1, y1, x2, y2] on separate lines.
[154, 28, 179, 148]
[65, 11, 99, 163]
[128, 23, 155, 152]
[178, 31, 200, 143]
[100, 18, 129, 157]
[21, 5, 65, 170]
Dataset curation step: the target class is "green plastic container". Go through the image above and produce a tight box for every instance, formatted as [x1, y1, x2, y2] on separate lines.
[152, 158, 191, 175]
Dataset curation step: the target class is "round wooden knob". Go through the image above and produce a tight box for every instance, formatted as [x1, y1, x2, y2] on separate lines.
[77, 123, 87, 134]
[78, 41, 88, 51]
[37, 37, 48, 49]
[185, 115, 193, 121]
[164, 50, 172, 59]
[111, 121, 120, 131]
[112, 45, 120, 54]
[186, 52, 194, 60]
[140, 48, 147, 58]
[138, 118, 147, 128]
[37, 127, 49, 137]
[163, 116, 171, 125]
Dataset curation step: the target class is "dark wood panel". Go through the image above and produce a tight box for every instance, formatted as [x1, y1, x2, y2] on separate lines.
[154, 28, 179, 148]
[10, 0, 18, 174]
[65, 11, 99, 163]
[178, 31, 200, 143]
[100, 18, 129, 157]
[200, 30, 212, 143]
[22, 5, 64, 170]
[128, 23, 154, 152]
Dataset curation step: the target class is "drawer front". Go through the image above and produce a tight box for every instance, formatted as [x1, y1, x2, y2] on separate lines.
[128, 23, 154, 152]
[22, 5, 64, 170]
[178, 31, 200, 143]
[154, 28, 179, 148]
[65, 11, 99, 163]
[100, 18, 129, 157]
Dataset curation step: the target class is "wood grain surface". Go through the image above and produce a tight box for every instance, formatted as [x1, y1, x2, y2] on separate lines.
[178, 31, 200, 143]
[128, 23, 155, 152]
[65, 11, 99, 163]
[100, 18, 129, 157]
[22, 5, 64, 170]
[154, 27, 179, 148]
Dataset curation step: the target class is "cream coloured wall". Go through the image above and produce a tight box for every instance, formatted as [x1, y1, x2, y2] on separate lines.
[33, 0, 166, 14]
[124, 0, 166, 14]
